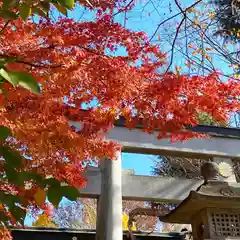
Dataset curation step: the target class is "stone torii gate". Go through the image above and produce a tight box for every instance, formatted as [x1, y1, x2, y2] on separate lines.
[69, 119, 240, 240]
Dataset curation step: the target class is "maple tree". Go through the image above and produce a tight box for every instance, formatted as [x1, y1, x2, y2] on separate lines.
[0, 0, 239, 238]
[0, 0, 85, 239]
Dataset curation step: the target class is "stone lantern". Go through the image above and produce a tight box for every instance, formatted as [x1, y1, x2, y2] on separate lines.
[160, 162, 240, 240]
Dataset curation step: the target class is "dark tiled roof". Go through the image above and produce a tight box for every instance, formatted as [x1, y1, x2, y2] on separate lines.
[115, 116, 240, 138]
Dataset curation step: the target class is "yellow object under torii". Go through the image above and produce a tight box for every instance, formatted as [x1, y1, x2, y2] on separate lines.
[122, 213, 137, 231]
[33, 213, 59, 228]
[34, 212, 137, 230]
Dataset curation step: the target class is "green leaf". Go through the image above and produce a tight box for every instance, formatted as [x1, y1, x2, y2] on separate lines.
[4, 170, 45, 188]
[3, 167, 27, 187]
[9, 205, 26, 225]
[3, 164, 26, 186]
[0, 126, 12, 141]
[0, 211, 11, 226]
[0, 69, 41, 94]
[0, 59, 6, 69]
[5, 167, 19, 183]
[2, 0, 17, 10]
[19, 3, 32, 21]
[0, 63, 5, 69]
[53, 3, 67, 16]
[18, 74, 41, 94]
[47, 186, 63, 208]
[31, 7, 48, 18]
[0, 85, 7, 96]
[2, 0, 10, 9]
[47, 183, 79, 207]
[0, 68, 18, 86]
[24, 172, 45, 186]
[0, 10, 18, 20]
[45, 178, 61, 188]
[0, 56, 19, 70]
[0, 77, 6, 83]
[40, 1, 51, 13]
[0, 192, 25, 207]
[0, 146, 22, 169]
[61, 186, 80, 201]
[58, 0, 75, 9]
[45, 177, 80, 206]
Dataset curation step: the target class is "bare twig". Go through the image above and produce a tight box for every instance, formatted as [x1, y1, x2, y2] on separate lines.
[166, 17, 185, 72]
[0, 54, 62, 69]
[149, 0, 203, 42]
[113, 0, 135, 17]
[0, 21, 10, 34]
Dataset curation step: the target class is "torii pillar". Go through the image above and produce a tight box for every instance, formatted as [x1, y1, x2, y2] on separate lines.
[96, 151, 123, 240]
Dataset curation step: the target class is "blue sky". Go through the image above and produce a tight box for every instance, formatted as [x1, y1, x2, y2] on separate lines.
[122, 153, 157, 175]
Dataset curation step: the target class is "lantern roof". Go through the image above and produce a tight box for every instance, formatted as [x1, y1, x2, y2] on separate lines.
[160, 162, 240, 224]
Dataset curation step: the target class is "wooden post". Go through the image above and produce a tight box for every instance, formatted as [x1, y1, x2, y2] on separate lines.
[95, 152, 123, 240]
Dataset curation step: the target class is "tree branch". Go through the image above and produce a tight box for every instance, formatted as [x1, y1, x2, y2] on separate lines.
[149, 0, 203, 42]
[165, 16, 185, 72]
[0, 21, 10, 34]
[0, 54, 62, 69]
